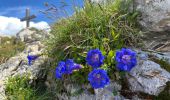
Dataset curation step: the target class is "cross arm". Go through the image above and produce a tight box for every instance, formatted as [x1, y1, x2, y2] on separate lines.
[20, 15, 36, 21]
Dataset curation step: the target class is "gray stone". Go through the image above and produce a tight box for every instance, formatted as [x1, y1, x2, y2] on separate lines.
[62, 82, 123, 100]
[134, 0, 170, 51]
[94, 88, 114, 100]
[127, 60, 170, 95]
[151, 52, 170, 64]
[135, 0, 170, 32]
[70, 93, 96, 100]
[16, 28, 50, 43]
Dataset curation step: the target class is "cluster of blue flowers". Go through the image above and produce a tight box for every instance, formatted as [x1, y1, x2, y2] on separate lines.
[55, 59, 82, 79]
[86, 49, 109, 89]
[55, 48, 137, 89]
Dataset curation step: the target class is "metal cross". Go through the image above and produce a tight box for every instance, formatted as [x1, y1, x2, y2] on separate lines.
[20, 8, 36, 28]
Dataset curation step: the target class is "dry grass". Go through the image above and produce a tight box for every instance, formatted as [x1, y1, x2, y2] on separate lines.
[0, 36, 25, 64]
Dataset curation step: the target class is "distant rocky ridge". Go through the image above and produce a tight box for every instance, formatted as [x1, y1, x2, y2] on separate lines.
[0, 28, 50, 99]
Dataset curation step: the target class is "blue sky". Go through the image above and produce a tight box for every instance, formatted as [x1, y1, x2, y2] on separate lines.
[0, 0, 84, 24]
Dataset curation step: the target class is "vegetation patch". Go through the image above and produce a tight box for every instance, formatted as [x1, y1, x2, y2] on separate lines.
[46, 0, 142, 97]
[47, 0, 141, 63]
[0, 36, 25, 64]
[5, 74, 52, 100]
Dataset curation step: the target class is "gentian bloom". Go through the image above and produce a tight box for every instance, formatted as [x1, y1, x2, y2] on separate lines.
[88, 69, 110, 89]
[65, 59, 75, 74]
[55, 59, 82, 79]
[55, 61, 66, 79]
[115, 48, 137, 71]
[71, 64, 82, 71]
[86, 49, 105, 68]
[27, 55, 38, 66]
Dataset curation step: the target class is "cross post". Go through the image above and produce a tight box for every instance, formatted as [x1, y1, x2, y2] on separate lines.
[21, 8, 36, 28]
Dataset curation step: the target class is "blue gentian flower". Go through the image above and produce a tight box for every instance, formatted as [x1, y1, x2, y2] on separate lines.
[86, 49, 105, 68]
[72, 64, 82, 71]
[56, 59, 82, 79]
[55, 61, 66, 79]
[115, 48, 137, 71]
[65, 59, 75, 74]
[27, 55, 38, 66]
[88, 69, 110, 89]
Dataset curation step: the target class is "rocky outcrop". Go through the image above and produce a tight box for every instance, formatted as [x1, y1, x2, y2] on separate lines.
[127, 59, 170, 96]
[57, 82, 123, 100]
[134, 0, 170, 51]
[0, 28, 49, 100]
[135, 0, 170, 32]
[16, 28, 49, 43]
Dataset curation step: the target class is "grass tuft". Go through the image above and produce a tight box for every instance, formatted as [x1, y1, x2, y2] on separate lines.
[47, 0, 141, 63]
[0, 36, 25, 64]
[5, 74, 53, 100]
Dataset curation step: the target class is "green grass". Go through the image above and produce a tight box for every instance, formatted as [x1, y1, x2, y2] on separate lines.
[47, 0, 141, 63]
[5, 74, 53, 100]
[0, 36, 25, 64]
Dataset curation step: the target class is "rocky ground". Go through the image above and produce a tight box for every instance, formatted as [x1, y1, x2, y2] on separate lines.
[0, 28, 49, 99]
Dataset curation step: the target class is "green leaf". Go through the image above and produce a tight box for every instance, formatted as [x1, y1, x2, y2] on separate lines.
[114, 33, 120, 40]
[107, 50, 115, 65]
[111, 29, 115, 38]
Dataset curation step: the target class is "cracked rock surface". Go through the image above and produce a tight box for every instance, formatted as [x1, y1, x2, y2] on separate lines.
[127, 60, 170, 96]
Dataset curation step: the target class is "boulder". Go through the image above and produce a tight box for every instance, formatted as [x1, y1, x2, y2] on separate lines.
[127, 60, 170, 95]
[135, 0, 170, 31]
[134, 0, 170, 51]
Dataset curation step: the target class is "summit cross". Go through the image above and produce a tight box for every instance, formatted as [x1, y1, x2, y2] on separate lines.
[20, 8, 36, 28]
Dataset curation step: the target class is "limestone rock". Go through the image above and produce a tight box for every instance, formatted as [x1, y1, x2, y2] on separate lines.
[59, 82, 123, 100]
[94, 82, 122, 100]
[127, 60, 170, 95]
[16, 28, 49, 43]
[134, 0, 170, 51]
[135, 0, 170, 32]
[151, 52, 170, 64]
